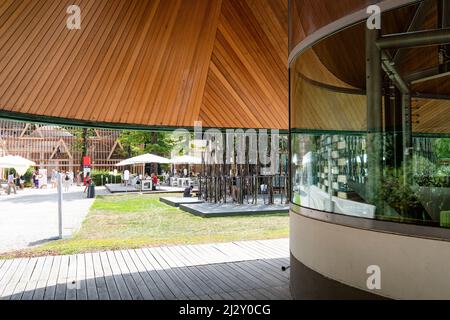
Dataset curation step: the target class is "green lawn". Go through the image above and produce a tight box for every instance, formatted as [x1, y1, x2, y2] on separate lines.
[1, 194, 288, 258]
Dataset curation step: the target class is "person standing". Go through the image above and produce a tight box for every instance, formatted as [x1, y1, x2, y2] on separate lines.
[19, 175, 25, 190]
[76, 171, 81, 186]
[151, 173, 158, 190]
[7, 172, 17, 195]
[63, 172, 71, 192]
[83, 172, 92, 193]
[51, 170, 57, 188]
[32, 171, 37, 189]
[123, 169, 130, 186]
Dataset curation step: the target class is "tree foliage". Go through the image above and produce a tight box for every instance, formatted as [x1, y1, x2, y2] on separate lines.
[434, 138, 450, 160]
[119, 131, 175, 157]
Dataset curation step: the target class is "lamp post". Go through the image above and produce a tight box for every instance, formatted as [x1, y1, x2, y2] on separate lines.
[56, 171, 63, 239]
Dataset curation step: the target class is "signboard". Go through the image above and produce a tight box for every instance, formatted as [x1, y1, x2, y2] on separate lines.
[83, 156, 91, 167]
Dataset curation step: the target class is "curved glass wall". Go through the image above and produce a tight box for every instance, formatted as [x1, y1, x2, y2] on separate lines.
[290, 1, 450, 228]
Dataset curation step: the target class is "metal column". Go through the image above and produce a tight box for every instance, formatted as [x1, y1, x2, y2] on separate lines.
[366, 27, 383, 210]
[402, 93, 413, 185]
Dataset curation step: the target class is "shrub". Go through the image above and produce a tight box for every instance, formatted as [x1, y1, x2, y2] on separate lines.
[23, 167, 34, 184]
[414, 175, 450, 188]
[90, 170, 122, 186]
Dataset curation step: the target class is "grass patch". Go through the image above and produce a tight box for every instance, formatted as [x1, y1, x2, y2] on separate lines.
[1, 194, 288, 258]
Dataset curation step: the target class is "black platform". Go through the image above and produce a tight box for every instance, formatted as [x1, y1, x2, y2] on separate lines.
[179, 202, 289, 218]
[105, 184, 196, 194]
[159, 196, 204, 207]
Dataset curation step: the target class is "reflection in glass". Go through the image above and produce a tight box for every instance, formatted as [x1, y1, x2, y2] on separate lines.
[292, 132, 450, 227]
[290, 2, 450, 228]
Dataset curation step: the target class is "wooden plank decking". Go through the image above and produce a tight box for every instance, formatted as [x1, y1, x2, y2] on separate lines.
[0, 239, 291, 300]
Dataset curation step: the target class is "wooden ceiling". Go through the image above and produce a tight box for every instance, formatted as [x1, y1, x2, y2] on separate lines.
[0, 0, 288, 130]
[291, 0, 450, 134]
[289, 0, 379, 51]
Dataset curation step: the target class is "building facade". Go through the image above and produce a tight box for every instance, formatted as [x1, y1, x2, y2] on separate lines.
[0, 119, 125, 174]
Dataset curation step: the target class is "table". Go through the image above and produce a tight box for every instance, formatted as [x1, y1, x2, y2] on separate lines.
[141, 180, 153, 191]
[170, 177, 192, 187]
[178, 178, 192, 187]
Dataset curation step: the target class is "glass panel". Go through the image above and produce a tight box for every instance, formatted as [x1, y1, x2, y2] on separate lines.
[290, 1, 450, 228]
[292, 132, 450, 227]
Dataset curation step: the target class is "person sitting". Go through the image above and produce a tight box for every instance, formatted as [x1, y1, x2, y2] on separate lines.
[183, 185, 194, 198]
[135, 175, 142, 189]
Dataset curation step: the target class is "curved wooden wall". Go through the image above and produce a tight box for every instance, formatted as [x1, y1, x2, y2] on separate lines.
[289, 0, 379, 52]
[0, 0, 288, 130]
[290, 0, 450, 134]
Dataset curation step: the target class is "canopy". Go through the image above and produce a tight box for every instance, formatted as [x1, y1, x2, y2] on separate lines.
[116, 153, 171, 166]
[170, 155, 202, 165]
[0, 155, 36, 175]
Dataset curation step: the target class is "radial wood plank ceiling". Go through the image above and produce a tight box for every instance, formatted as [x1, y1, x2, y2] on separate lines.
[0, 0, 288, 130]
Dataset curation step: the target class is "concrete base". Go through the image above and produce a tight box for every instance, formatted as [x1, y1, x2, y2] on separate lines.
[290, 253, 386, 300]
[180, 202, 289, 218]
[160, 196, 204, 207]
[105, 184, 196, 194]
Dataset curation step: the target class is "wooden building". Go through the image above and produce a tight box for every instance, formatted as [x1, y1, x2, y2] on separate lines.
[0, 119, 125, 173]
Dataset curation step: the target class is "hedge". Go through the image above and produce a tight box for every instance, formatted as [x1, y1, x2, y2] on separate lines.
[90, 171, 122, 186]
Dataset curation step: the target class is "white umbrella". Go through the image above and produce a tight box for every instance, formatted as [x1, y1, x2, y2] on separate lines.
[0, 155, 36, 175]
[170, 155, 202, 164]
[116, 153, 171, 180]
[116, 153, 171, 166]
[0, 155, 36, 168]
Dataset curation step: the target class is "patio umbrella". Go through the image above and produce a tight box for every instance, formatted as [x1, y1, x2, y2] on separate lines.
[170, 155, 202, 178]
[116, 153, 171, 166]
[0, 155, 36, 175]
[170, 155, 202, 164]
[116, 153, 171, 178]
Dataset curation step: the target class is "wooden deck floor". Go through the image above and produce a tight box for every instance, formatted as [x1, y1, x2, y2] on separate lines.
[0, 239, 291, 300]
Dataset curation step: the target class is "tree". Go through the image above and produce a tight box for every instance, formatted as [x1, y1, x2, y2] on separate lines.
[434, 138, 450, 160]
[119, 131, 175, 173]
[119, 131, 174, 157]
[72, 128, 95, 172]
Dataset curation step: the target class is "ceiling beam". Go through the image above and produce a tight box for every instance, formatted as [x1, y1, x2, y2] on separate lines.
[381, 52, 410, 94]
[393, 0, 433, 64]
[377, 28, 450, 49]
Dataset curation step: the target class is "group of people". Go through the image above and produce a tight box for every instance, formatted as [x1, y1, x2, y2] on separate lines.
[173, 168, 196, 178]
[1, 168, 92, 196]
[122, 170, 160, 191]
[49, 170, 75, 192]
[139, 173, 160, 191]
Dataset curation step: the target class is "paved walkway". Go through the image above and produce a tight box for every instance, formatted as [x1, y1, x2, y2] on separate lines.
[0, 239, 291, 300]
[0, 186, 108, 253]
